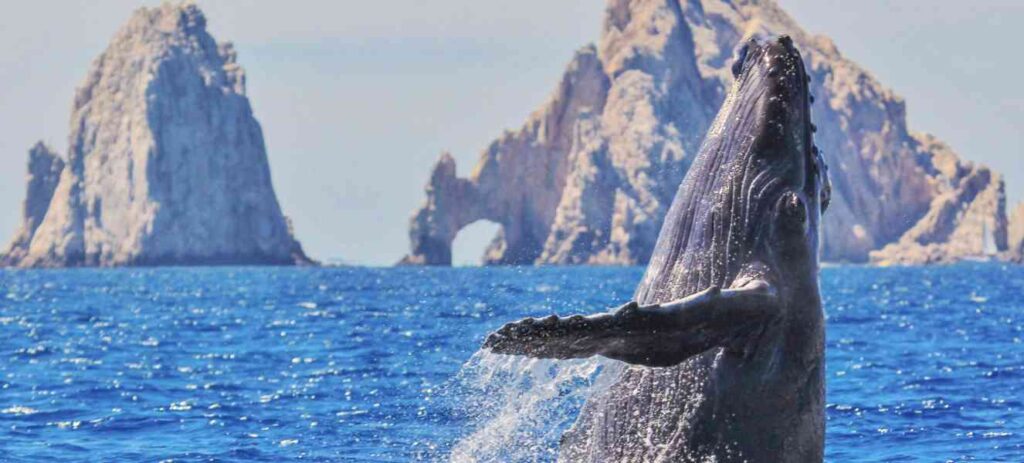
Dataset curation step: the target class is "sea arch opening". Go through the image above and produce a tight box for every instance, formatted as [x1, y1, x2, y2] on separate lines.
[451, 220, 502, 266]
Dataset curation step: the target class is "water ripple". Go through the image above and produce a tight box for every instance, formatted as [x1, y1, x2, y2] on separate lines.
[0, 265, 1019, 461]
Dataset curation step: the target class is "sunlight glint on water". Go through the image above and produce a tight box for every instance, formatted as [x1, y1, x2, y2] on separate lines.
[0, 265, 1021, 461]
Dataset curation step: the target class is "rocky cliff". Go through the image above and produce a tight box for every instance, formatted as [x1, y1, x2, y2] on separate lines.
[401, 46, 610, 265]
[1, 143, 65, 266]
[869, 134, 1008, 265]
[402, 0, 1008, 266]
[4, 3, 310, 267]
[1009, 203, 1024, 263]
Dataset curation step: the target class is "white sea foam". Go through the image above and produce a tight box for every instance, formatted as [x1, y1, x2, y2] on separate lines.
[448, 350, 621, 462]
[169, 400, 193, 411]
[2, 406, 38, 415]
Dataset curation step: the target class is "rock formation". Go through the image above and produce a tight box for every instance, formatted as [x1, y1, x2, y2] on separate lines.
[1008, 203, 1024, 263]
[401, 46, 609, 265]
[1, 143, 65, 266]
[869, 150, 1007, 265]
[3, 2, 310, 267]
[402, 0, 1008, 266]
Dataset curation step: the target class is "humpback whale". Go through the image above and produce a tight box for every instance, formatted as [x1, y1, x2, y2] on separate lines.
[484, 36, 831, 462]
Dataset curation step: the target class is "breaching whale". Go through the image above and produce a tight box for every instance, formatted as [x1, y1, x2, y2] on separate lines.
[484, 36, 831, 462]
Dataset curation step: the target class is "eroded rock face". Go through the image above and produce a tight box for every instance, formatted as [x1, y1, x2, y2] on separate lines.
[1008, 203, 1024, 263]
[402, 0, 1007, 266]
[401, 45, 609, 265]
[5, 3, 310, 267]
[1, 142, 65, 266]
[869, 160, 1007, 265]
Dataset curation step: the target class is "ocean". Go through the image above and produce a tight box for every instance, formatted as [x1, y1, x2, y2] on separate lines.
[0, 265, 1021, 461]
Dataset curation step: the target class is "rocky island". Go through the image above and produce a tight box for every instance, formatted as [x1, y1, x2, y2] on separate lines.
[2, 3, 311, 267]
[402, 0, 1009, 266]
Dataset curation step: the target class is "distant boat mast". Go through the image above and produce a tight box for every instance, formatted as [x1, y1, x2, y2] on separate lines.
[982, 220, 998, 256]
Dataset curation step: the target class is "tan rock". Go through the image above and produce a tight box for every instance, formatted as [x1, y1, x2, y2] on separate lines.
[402, 0, 1008, 266]
[1, 142, 65, 266]
[6, 3, 310, 267]
[401, 45, 609, 265]
[1008, 203, 1024, 263]
[870, 165, 1007, 265]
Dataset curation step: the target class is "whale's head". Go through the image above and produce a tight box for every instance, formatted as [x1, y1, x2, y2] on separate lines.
[725, 35, 831, 274]
[639, 36, 830, 302]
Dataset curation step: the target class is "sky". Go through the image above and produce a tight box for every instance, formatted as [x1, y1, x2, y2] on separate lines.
[0, 1, 1020, 266]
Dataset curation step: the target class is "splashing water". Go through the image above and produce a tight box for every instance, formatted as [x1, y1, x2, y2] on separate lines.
[447, 351, 623, 462]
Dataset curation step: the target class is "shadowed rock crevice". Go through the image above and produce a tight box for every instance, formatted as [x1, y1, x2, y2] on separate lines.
[403, 0, 1007, 266]
[2, 3, 310, 267]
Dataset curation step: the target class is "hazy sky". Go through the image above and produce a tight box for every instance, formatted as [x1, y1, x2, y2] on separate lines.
[0, 1, 1021, 265]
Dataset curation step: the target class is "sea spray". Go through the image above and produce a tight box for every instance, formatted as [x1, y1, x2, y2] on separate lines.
[446, 350, 622, 462]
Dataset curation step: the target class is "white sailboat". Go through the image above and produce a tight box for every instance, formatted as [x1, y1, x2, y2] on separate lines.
[983, 220, 999, 257]
[965, 220, 999, 262]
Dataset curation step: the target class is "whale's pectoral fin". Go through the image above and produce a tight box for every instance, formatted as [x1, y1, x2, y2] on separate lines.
[483, 279, 779, 367]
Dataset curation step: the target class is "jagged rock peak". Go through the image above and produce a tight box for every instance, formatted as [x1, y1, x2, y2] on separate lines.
[5, 2, 312, 267]
[401, 0, 1007, 266]
[0, 142, 65, 266]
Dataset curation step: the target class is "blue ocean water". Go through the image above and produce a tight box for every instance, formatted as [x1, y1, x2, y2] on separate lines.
[0, 265, 1021, 462]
